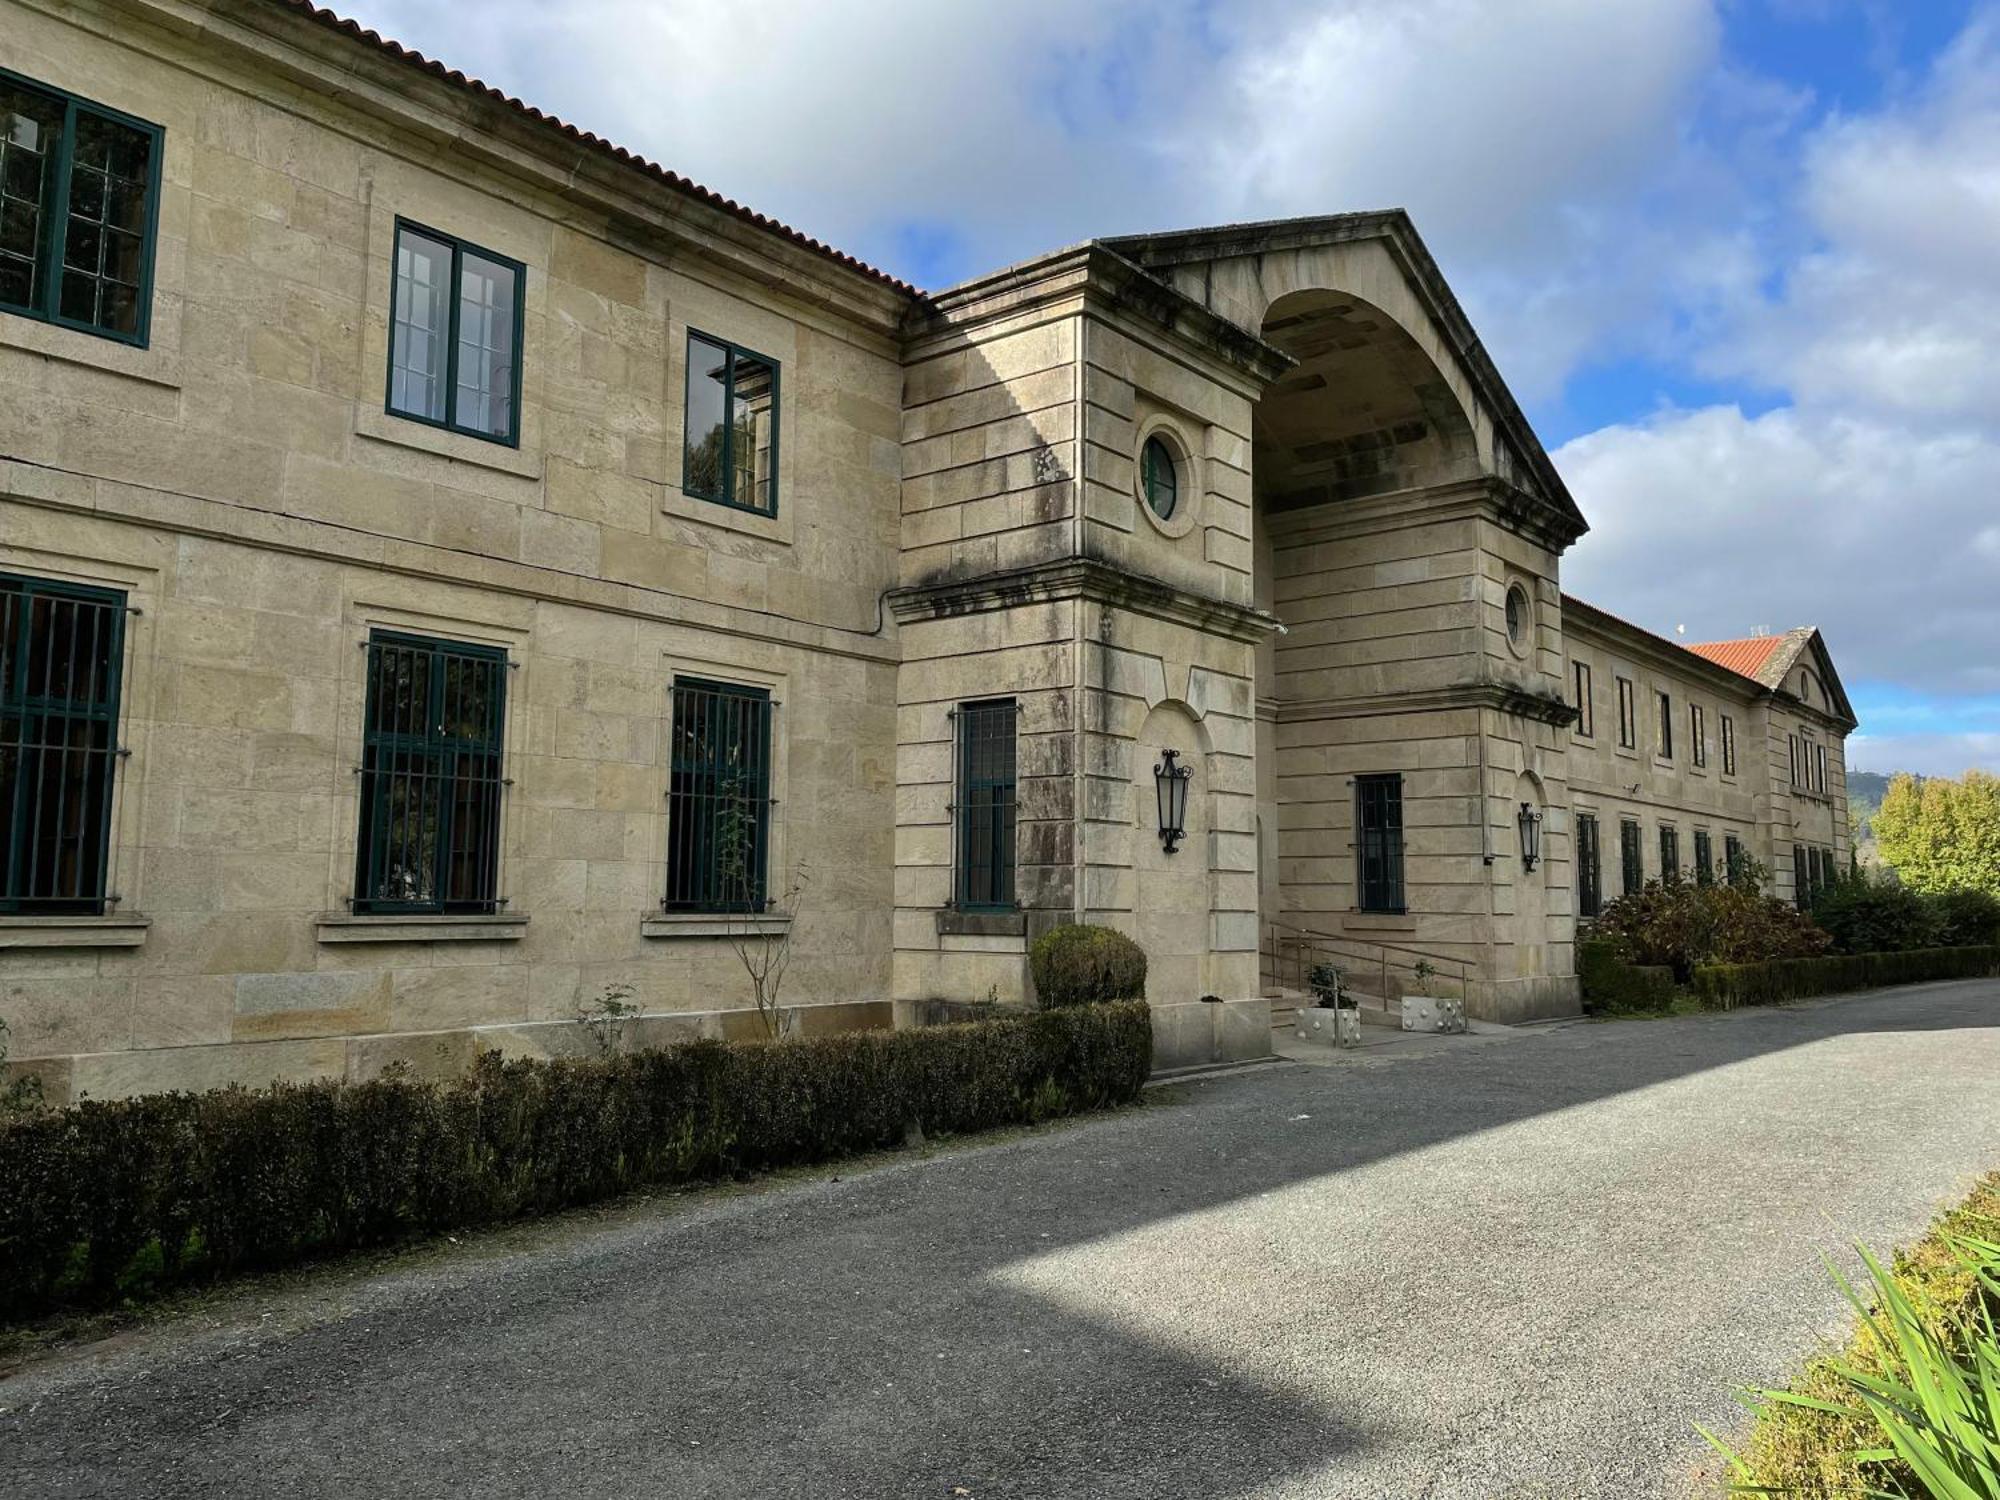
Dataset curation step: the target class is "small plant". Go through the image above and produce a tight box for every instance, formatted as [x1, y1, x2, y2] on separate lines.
[1307, 962, 1347, 1008]
[575, 983, 640, 1057]
[1410, 958, 1436, 997]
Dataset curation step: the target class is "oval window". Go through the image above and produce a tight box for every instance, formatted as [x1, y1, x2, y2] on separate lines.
[1505, 584, 1528, 645]
[1141, 435, 1178, 521]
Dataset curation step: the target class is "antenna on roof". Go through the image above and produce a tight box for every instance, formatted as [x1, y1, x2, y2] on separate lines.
[1751, 625, 1770, 637]
[1675, 624, 1686, 636]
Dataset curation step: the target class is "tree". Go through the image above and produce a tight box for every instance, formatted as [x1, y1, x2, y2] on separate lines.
[1873, 769, 2000, 896]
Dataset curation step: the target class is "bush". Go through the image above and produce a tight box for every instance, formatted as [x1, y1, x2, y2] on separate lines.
[0, 1002, 1152, 1322]
[1029, 923, 1148, 1008]
[1809, 875, 1938, 954]
[1576, 937, 1679, 1015]
[1593, 880, 1830, 982]
[1711, 1172, 2000, 1498]
[1927, 887, 2000, 948]
[1691, 945, 2000, 1008]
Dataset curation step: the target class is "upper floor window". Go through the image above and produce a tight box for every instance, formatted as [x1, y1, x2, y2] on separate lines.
[667, 677, 774, 912]
[387, 221, 523, 446]
[353, 632, 508, 915]
[1815, 741, 1828, 794]
[1576, 812, 1601, 919]
[1616, 676, 1636, 750]
[0, 74, 161, 346]
[684, 331, 780, 517]
[1571, 661, 1593, 738]
[1140, 435, 1179, 521]
[1655, 690, 1673, 760]
[1, 574, 127, 913]
[1691, 703, 1706, 768]
[1721, 713, 1736, 776]
[1354, 772, 1405, 914]
[1788, 733, 1801, 787]
[953, 699, 1017, 911]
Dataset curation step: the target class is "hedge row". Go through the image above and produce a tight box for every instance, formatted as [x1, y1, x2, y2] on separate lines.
[0, 1002, 1153, 1322]
[1576, 938, 1679, 1015]
[1690, 944, 2000, 1008]
[1724, 1171, 2000, 1497]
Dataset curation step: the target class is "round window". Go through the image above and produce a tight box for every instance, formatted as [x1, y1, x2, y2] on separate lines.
[1505, 584, 1528, 646]
[1141, 435, 1178, 521]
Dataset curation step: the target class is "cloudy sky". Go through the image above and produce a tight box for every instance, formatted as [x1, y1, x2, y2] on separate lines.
[338, 0, 1999, 775]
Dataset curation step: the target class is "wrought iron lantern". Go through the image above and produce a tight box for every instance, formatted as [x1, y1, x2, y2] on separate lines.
[1517, 801, 1543, 872]
[1154, 748, 1192, 855]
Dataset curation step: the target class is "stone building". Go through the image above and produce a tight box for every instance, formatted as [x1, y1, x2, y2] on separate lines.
[0, 0, 1854, 1102]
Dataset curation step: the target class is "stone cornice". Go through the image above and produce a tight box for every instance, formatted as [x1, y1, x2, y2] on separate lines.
[1261, 681, 1579, 726]
[1264, 476, 1587, 554]
[890, 557, 1282, 644]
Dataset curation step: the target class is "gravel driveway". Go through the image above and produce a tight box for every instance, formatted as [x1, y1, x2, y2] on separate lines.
[7, 978, 1999, 1500]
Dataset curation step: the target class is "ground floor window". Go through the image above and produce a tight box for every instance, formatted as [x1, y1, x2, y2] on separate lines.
[354, 632, 508, 914]
[1576, 812, 1601, 918]
[1693, 830, 1713, 886]
[1620, 819, 1643, 896]
[953, 698, 1016, 910]
[1659, 825, 1680, 885]
[1354, 773, 1404, 913]
[667, 677, 774, 912]
[1, 574, 126, 913]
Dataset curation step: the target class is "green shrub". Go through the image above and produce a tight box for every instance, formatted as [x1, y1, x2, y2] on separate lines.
[1577, 937, 1680, 1015]
[1809, 875, 1938, 954]
[1709, 1173, 2000, 1498]
[1029, 923, 1148, 1008]
[1927, 887, 2000, 948]
[0, 1002, 1152, 1323]
[1691, 945, 2000, 1008]
[1594, 880, 1830, 981]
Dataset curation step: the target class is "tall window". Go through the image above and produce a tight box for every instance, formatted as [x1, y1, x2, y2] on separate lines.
[1620, 818, 1643, 896]
[1572, 661, 1593, 737]
[666, 677, 773, 912]
[1691, 704, 1706, 768]
[1354, 773, 1404, 913]
[1656, 690, 1674, 760]
[1792, 844, 1808, 908]
[1693, 829, 1713, 886]
[953, 699, 1016, 910]
[0, 74, 161, 345]
[1788, 734, 1801, 787]
[1720, 713, 1736, 776]
[354, 632, 508, 914]
[386, 220, 523, 445]
[684, 331, 780, 516]
[1, 575, 126, 913]
[1725, 834, 1746, 886]
[1659, 825, 1680, 884]
[1616, 676, 1636, 749]
[1576, 812, 1602, 919]
[1815, 742, 1828, 793]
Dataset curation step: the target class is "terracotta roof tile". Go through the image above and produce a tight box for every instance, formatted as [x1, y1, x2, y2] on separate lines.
[277, 1, 918, 296]
[1684, 636, 1788, 681]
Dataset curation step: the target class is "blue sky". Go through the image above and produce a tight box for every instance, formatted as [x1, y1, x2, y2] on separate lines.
[338, 0, 2000, 776]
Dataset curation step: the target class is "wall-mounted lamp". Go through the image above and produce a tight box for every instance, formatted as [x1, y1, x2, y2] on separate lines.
[1517, 801, 1543, 872]
[1154, 748, 1192, 855]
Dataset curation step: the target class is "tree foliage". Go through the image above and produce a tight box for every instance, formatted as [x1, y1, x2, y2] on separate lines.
[1593, 878, 1830, 981]
[1873, 769, 2000, 896]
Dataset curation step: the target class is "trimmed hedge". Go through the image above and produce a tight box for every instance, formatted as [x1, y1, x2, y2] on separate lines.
[0, 1002, 1152, 1322]
[1691, 944, 2000, 1008]
[1029, 923, 1148, 1008]
[1577, 937, 1680, 1015]
[1723, 1172, 2000, 1498]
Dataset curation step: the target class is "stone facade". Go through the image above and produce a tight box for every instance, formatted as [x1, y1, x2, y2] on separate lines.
[0, 0, 1854, 1100]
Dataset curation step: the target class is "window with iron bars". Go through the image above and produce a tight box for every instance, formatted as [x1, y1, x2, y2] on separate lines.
[952, 698, 1016, 910]
[1620, 818, 1644, 895]
[666, 677, 773, 912]
[1575, 812, 1602, 919]
[1659, 824, 1680, 885]
[353, 632, 508, 914]
[1, 574, 126, 913]
[1694, 829, 1713, 886]
[1354, 772, 1405, 913]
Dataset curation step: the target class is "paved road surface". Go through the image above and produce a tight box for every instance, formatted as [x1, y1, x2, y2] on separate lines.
[7, 979, 1999, 1499]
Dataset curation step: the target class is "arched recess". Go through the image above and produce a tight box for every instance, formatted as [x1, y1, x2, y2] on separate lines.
[1131, 699, 1218, 1004]
[1255, 287, 1481, 513]
[1510, 768, 1554, 981]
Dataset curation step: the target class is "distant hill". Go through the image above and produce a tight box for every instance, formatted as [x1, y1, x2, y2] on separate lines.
[1848, 769, 1914, 867]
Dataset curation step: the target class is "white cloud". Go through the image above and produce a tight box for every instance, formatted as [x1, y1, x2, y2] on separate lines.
[1849, 732, 2000, 779]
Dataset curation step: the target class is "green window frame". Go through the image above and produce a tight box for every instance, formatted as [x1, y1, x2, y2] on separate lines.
[1576, 812, 1602, 919]
[682, 330, 781, 517]
[384, 219, 525, 447]
[953, 698, 1017, 911]
[1, 573, 127, 913]
[1616, 676, 1636, 749]
[1693, 830, 1713, 886]
[1354, 772, 1405, 914]
[1572, 661, 1593, 737]
[1659, 825, 1680, 884]
[1620, 818, 1643, 896]
[353, 631, 509, 915]
[0, 68, 163, 347]
[666, 677, 774, 913]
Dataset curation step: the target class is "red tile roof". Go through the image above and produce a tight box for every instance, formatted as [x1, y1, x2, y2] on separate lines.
[277, 1, 918, 296]
[1684, 636, 1788, 681]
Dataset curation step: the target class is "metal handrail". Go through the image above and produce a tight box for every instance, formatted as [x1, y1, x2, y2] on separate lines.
[1263, 918, 1474, 1006]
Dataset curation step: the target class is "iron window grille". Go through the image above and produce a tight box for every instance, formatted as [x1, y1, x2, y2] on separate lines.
[683, 330, 780, 517]
[1616, 677, 1636, 749]
[1, 574, 127, 913]
[1576, 812, 1602, 919]
[952, 698, 1017, 911]
[1793, 844, 1808, 908]
[353, 632, 509, 915]
[0, 68, 162, 346]
[385, 219, 525, 446]
[1659, 825, 1680, 885]
[1354, 772, 1405, 914]
[1691, 704, 1706, 768]
[1656, 691, 1674, 760]
[666, 677, 774, 913]
[1572, 661, 1593, 737]
[1693, 830, 1713, 886]
[1620, 819, 1643, 896]
[1721, 714, 1736, 776]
